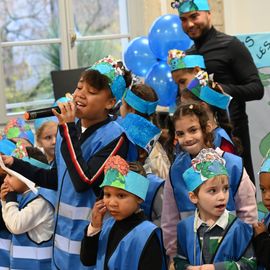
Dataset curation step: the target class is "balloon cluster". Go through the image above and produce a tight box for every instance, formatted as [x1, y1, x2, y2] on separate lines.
[124, 14, 193, 106]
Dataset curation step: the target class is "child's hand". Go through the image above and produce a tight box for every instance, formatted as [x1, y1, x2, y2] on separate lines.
[1, 155, 14, 167]
[52, 101, 76, 125]
[0, 182, 13, 201]
[91, 199, 107, 229]
[253, 221, 267, 236]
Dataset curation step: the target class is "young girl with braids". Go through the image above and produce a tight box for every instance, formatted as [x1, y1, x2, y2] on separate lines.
[161, 103, 257, 264]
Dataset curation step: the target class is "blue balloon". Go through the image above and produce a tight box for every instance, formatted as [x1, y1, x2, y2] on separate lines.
[123, 36, 158, 77]
[145, 61, 178, 107]
[148, 14, 193, 61]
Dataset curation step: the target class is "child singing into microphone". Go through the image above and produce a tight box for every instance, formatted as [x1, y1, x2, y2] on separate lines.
[1, 56, 133, 270]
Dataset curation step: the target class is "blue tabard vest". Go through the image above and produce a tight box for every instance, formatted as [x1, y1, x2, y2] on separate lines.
[96, 217, 167, 270]
[53, 120, 124, 270]
[177, 214, 253, 265]
[170, 150, 242, 216]
[0, 223, 11, 270]
[141, 173, 165, 221]
[213, 127, 234, 149]
[10, 187, 56, 270]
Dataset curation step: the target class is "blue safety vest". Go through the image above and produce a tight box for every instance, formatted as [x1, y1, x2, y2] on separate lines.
[141, 173, 164, 221]
[53, 120, 124, 270]
[96, 217, 167, 269]
[10, 187, 56, 270]
[177, 214, 253, 265]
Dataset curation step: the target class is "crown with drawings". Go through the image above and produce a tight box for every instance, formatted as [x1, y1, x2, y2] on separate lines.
[100, 155, 149, 200]
[87, 56, 126, 102]
[187, 70, 232, 110]
[167, 49, 205, 72]
[118, 113, 161, 155]
[171, 0, 210, 15]
[183, 148, 228, 191]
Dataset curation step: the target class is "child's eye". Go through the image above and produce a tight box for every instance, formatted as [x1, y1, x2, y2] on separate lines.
[208, 189, 216, 194]
[190, 128, 197, 133]
[103, 193, 110, 198]
[117, 193, 126, 199]
[223, 186, 229, 192]
[260, 188, 266, 193]
[175, 131, 184, 137]
[44, 136, 52, 140]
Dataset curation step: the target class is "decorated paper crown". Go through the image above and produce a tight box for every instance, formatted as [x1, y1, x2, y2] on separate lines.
[171, 0, 210, 15]
[168, 49, 205, 72]
[260, 149, 270, 173]
[187, 70, 232, 110]
[2, 118, 34, 145]
[87, 56, 127, 102]
[123, 88, 159, 116]
[100, 155, 149, 200]
[183, 148, 228, 192]
[118, 113, 161, 154]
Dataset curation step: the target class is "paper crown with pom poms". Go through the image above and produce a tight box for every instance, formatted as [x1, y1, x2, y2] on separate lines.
[183, 148, 228, 192]
[171, 0, 210, 15]
[168, 49, 205, 72]
[100, 155, 149, 200]
[88, 56, 127, 102]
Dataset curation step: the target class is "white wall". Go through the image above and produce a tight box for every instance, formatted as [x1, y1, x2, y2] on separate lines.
[223, 0, 270, 35]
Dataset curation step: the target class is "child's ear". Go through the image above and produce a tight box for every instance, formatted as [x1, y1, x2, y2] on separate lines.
[206, 120, 212, 133]
[188, 191, 198, 204]
[105, 97, 116, 110]
[193, 66, 201, 74]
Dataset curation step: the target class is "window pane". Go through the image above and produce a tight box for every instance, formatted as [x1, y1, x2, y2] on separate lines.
[2, 44, 60, 113]
[77, 39, 128, 67]
[0, 0, 59, 42]
[73, 0, 124, 36]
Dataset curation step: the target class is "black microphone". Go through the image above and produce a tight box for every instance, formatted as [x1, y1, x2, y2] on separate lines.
[24, 106, 61, 120]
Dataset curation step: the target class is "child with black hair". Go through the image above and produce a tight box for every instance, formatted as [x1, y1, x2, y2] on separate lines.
[1, 56, 133, 270]
[1, 146, 56, 270]
[253, 151, 270, 269]
[120, 83, 171, 180]
[80, 155, 167, 270]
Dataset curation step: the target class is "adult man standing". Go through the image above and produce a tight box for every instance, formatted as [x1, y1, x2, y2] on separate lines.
[171, 0, 264, 184]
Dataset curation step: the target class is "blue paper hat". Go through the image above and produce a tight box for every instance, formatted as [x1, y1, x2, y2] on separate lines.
[183, 148, 228, 192]
[260, 150, 270, 173]
[0, 139, 16, 155]
[187, 71, 232, 110]
[34, 116, 58, 131]
[100, 155, 149, 200]
[88, 56, 127, 102]
[123, 88, 159, 115]
[118, 113, 161, 154]
[171, 0, 210, 15]
[168, 49, 205, 72]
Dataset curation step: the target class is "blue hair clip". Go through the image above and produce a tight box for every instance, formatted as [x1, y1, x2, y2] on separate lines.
[124, 88, 158, 115]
